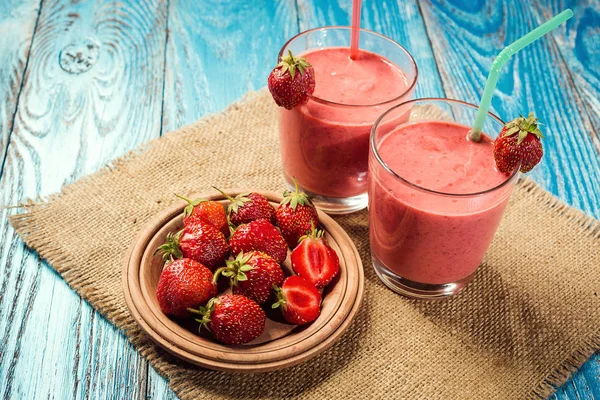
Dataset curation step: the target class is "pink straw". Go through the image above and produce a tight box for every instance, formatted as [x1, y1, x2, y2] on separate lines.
[350, 0, 362, 60]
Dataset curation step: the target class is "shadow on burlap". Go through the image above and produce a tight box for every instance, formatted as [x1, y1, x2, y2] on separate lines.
[10, 89, 600, 399]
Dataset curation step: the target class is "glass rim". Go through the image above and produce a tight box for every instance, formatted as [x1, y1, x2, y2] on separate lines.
[278, 26, 419, 108]
[370, 97, 521, 198]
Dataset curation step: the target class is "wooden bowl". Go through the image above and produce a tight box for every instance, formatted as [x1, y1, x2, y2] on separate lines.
[122, 190, 364, 373]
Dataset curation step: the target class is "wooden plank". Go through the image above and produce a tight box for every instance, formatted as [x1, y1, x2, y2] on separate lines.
[162, 0, 299, 132]
[296, 0, 445, 99]
[418, 0, 600, 219]
[0, 0, 168, 398]
[0, 0, 40, 176]
[539, 4, 600, 398]
[534, 0, 600, 148]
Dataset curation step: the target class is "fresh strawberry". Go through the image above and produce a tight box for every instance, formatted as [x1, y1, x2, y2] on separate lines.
[290, 227, 340, 288]
[272, 276, 321, 325]
[213, 188, 276, 226]
[214, 251, 284, 304]
[156, 258, 217, 318]
[189, 294, 266, 345]
[175, 194, 229, 237]
[275, 179, 319, 247]
[268, 50, 315, 110]
[229, 219, 288, 264]
[493, 113, 544, 173]
[156, 221, 229, 269]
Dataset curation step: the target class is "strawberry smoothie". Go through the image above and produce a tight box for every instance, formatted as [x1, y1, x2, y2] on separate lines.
[278, 46, 414, 206]
[369, 119, 517, 291]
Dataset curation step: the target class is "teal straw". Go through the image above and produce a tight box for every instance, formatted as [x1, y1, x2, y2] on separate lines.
[469, 9, 574, 141]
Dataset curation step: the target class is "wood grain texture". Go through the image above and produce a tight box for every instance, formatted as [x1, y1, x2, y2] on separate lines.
[162, 0, 298, 132]
[535, 0, 600, 150]
[0, 0, 40, 175]
[0, 0, 167, 398]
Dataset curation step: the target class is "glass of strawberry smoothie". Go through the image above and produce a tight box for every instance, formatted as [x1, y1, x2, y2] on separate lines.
[368, 98, 520, 299]
[277, 27, 418, 214]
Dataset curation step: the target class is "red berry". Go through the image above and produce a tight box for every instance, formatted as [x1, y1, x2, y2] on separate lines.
[156, 221, 229, 270]
[175, 194, 229, 237]
[275, 179, 319, 247]
[268, 50, 315, 110]
[214, 251, 284, 304]
[229, 220, 288, 264]
[291, 228, 340, 288]
[190, 294, 266, 345]
[272, 276, 321, 325]
[156, 258, 217, 318]
[493, 113, 544, 173]
[214, 188, 276, 226]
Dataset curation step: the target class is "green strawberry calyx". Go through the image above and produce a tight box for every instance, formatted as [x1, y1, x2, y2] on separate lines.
[213, 187, 252, 215]
[174, 193, 209, 217]
[297, 225, 323, 244]
[280, 177, 312, 211]
[277, 50, 311, 80]
[212, 251, 254, 289]
[502, 112, 544, 145]
[188, 297, 217, 332]
[271, 285, 287, 310]
[154, 230, 183, 263]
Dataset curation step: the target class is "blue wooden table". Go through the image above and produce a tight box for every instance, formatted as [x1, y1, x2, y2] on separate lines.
[0, 0, 598, 398]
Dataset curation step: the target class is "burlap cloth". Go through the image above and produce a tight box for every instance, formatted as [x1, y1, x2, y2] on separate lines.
[10, 89, 600, 399]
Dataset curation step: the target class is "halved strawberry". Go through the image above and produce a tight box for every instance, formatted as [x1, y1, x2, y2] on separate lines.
[290, 227, 340, 288]
[272, 276, 321, 325]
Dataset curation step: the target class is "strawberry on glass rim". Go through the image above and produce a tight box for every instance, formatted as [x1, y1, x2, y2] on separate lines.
[268, 50, 315, 110]
[494, 113, 544, 173]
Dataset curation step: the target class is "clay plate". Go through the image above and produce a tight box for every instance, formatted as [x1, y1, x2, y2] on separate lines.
[122, 190, 364, 373]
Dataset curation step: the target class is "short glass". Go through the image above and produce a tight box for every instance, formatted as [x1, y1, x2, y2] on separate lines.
[368, 98, 520, 299]
[277, 27, 418, 214]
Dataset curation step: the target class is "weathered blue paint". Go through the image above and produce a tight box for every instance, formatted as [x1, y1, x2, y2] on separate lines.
[0, 0, 598, 399]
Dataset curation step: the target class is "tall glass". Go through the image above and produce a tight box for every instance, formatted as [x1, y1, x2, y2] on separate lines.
[277, 27, 418, 214]
[368, 99, 520, 299]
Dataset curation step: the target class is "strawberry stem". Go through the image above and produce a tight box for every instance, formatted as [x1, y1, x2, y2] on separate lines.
[281, 177, 312, 210]
[154, 230, 183, 263]
[271, 285, 287, 309]
[188, 297, 216, 332]
[175, 193, 205, 217]
[213, 187, 236, 203]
